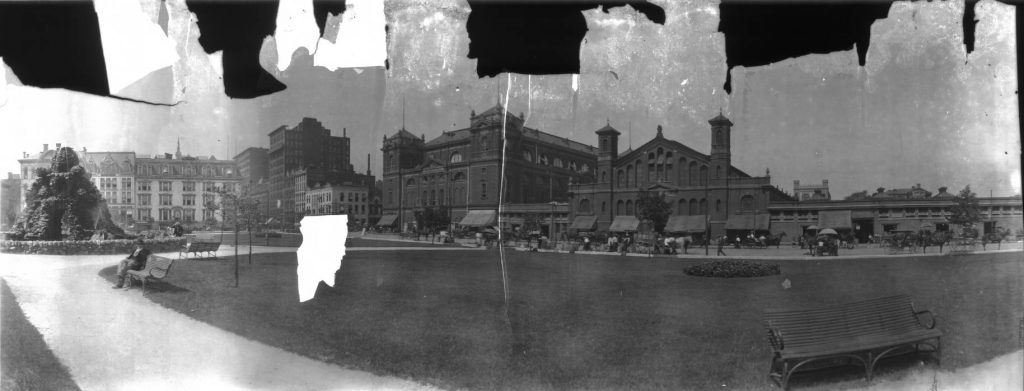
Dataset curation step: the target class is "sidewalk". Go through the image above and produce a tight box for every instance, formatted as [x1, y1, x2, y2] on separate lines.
[0, 250, 438, 391]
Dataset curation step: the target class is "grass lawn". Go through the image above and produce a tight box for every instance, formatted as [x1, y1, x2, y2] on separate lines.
[101, 250, 1024, 390]
[1, 279, 81, 391]
[211, 233, 461, 248]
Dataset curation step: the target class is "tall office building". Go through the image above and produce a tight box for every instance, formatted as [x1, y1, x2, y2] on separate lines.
[267, 117, 354, 227]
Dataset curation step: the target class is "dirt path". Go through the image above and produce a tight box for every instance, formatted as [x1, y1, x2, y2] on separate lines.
[0, 251, 438, 391]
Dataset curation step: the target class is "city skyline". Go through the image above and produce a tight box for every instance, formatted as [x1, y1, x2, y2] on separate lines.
[0, 0, 1018, 201]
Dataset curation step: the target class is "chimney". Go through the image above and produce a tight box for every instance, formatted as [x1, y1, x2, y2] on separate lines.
[43, 144, 49, 152]
[343, 128, 347, 137]
[56, 143, 61, 149]
[366, 153, 371, 175]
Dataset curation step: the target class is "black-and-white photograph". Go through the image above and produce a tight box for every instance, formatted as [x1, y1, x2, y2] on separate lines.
[0, 0, 1021, 390]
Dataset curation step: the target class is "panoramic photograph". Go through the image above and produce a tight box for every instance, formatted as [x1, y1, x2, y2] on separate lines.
[0, 0, 1021, 390]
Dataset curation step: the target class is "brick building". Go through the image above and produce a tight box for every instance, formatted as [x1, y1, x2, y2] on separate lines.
[267, 118, 353, 228]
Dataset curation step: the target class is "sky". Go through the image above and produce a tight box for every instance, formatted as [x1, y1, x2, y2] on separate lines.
[0, 0, 1019, 199]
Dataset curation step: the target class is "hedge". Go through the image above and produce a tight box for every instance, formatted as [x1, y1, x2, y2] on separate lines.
[0, 238, 187, 255]
[683, 260, 781, 278]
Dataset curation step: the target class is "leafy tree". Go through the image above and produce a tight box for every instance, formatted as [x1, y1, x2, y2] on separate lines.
[205, 188, 262, 286]
[522, 213, 543, 234]
[637, 190, 672, 233]
[12, 147, 120, 240]
[947, 185, 982, 236]
[415, 206, 451, 235]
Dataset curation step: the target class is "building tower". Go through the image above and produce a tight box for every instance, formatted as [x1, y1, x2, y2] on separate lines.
[708, 113, 733, 180]
[595, 119, 620, 185]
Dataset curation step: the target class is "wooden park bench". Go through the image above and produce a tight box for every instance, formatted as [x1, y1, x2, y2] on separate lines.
[126, 255, 175, 294]
[764, 295, 942, 390]
[179, 235, 221, 260]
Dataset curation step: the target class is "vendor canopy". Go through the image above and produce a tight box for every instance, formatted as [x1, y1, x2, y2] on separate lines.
[458, 210, 497, 227]
[724, 213, 771, 231]
[817, 210, 853, 229]
[569, 215, 598, 230]
[375, 214, 398, 226]
[608, 216, 640, 232]
[665, 215, 707, 233]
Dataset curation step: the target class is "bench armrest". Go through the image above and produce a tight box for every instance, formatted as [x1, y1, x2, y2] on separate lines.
[768, 328, 785, 351]
[913, 310, 937, 329]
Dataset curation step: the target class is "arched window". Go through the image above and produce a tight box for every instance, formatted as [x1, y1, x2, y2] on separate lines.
[626, 164, 634, 187]
[430, 190, 436, 205]
[740, 195, 756, 211]
[569, 161, 577, 171]
[700, 166, 708, 185]
[601, 170, 607, 183]
[678, 199, 686, 215]
[689, 199, 698, 215]
[581, 164, 589, 173]
[406, 178, 415, 187]
[716, 199, 722, 212]
[439, 189, 444, 204]
[617, 200, 625, 215]
[553, 157, 563, 168]
[579, 199, 591, 213]
[626, 200, 634, 215]
[523, 150, 533, 162]
[481, 136, 489, 150]
[450, 152, 462, 163]
[389, 153, 395, 169]
[539, 153, 549, 165]
[689, 161, 698, 186]
[699, 199, 707, 214]
[716, 166, 722, 178]
[617, 170, 625, 187]
[601, 202, 607, 213]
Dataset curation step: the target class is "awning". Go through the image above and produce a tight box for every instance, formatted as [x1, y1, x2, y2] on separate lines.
[458, 210, 497, 227]
[725, 213, 770, 231]
[375, 215, 398, 226]
[608, 216, 640, 232]
[818, 210, 853, 229]
[665, 215, 707, 233]
[502, 217, 524, 225]
[569, 215, 598, 230]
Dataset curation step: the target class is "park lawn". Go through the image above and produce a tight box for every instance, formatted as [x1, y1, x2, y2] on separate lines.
[1, 279, 81, 391]
[212, 233, 462, 248]
[102, 250, 1024, 390]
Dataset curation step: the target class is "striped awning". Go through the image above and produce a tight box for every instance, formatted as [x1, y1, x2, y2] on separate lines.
[665, 215, 707, 233]
[569, 215, 598, 230]
[818, 210, 853, 229]
[375, 214, 398, 226]
[608, 216, 640, 232]
[458, 210, 497, 227]
[725, 213, 771, 231]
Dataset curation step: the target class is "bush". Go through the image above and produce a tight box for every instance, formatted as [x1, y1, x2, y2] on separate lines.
[0, 238, 187, 255]
[684, 260, 781, 278]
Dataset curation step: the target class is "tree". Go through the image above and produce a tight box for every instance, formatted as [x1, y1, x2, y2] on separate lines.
[415, 206, 451, 237]
[637, 190, 672, 233]
[205, 188, 261, 286]
[947, 185, 982, 237]
[12, 147, 121, 241]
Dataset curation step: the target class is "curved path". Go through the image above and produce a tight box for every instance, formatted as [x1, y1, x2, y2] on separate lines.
[0, 248, 439, 391]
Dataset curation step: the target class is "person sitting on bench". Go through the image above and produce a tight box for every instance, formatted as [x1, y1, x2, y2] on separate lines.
[114, 239, 151, 289]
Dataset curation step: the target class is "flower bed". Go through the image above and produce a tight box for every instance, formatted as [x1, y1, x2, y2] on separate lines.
[683, 260, 781, 278]
[0, 238, 187, 255]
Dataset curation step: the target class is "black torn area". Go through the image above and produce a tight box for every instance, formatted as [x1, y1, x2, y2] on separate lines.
[466, 1, 665, 77]
[0, 1, 110, 96]
[313, 0, 347, 39]
[718, 1, 891, 93]
[186, 0, 286, 99]
[963, 0, 980, 56]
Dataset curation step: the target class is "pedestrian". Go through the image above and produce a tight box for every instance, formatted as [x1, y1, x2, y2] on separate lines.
[717, 235, 727, 256]
[583, 235, 591, 251]
[758, 234, 767, 248]
[113, 238, 151, 289]
[682, 234, 690, 254]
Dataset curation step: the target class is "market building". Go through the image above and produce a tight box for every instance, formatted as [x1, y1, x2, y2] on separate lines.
[379, 103, 597, 236]
[568, 114, 793, 239]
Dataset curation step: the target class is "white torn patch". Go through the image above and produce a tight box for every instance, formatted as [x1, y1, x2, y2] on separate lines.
[274, 0, 320, 72]
[313, 0, 387, 71]
[207, 51, 224, 80]
[0, 57, 6, 107]
[93, 0, 179, 95]
[571, 74, 579, 92]
[295, 215, 348, 302]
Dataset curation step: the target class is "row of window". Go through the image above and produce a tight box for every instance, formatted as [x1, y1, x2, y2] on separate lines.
[135, 208, 215, 222]
[135, 164, 234, 177]
[135, 193, 215, 207]
[606, 160, 712, 187]
[521, 150, 591, 173]
[577, 195, 759, 216]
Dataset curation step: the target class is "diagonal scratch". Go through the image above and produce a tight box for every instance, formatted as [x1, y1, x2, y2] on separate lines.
[106, 94, 184, 107]
[499, 72, 512, 324]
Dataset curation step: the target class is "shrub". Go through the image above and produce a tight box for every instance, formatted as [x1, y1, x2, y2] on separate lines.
[684, 260, 781, 278]
[0, 238, 187, 255]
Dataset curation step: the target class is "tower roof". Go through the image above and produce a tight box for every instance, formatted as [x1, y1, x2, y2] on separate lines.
[709, 113, 733, 126]
[595, 123, 621, 135]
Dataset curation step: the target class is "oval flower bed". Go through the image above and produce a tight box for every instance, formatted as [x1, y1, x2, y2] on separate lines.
[684, 260, 781, 278]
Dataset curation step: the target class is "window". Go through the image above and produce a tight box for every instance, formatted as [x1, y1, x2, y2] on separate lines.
[139, 194, 151, 206]
[678, 199, 686, 215]
[159, 209, 172, 221]
[122, 178, 132, 188]
[579, 199, 591, 213]
[121, 192, 132, 204]
[740, 195, 755, 211]
[406, 178, 415, 187]
[481, 183, 487, 200]
[173, 209, 182, 220]
[203, 194, 214, 207]
[618, 170, 625, 186]
[539, 154, 549, 165]
[183, 194, 196, 206]
[601, 202, 606, 213]
[626, 200, 634, 215]
[716, 199, 722, 212]
[137, 208, 151, 221]
[160, 181, 172, 191]
[617, 200, 624, 215]
[450, 152, 462, 163]
[182, 181, 195, 192]
[203, 182, 216, 192]
[137, 181, 151, 191]
[699, 199, 707, 214]
[204, 209, 216, 221]
[388, 191, 393, 204]
[553, 157, 563, 168]
[160, 194, 172, 206]
[523, 150, 533, 162]
[183, 209, 196, 222]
